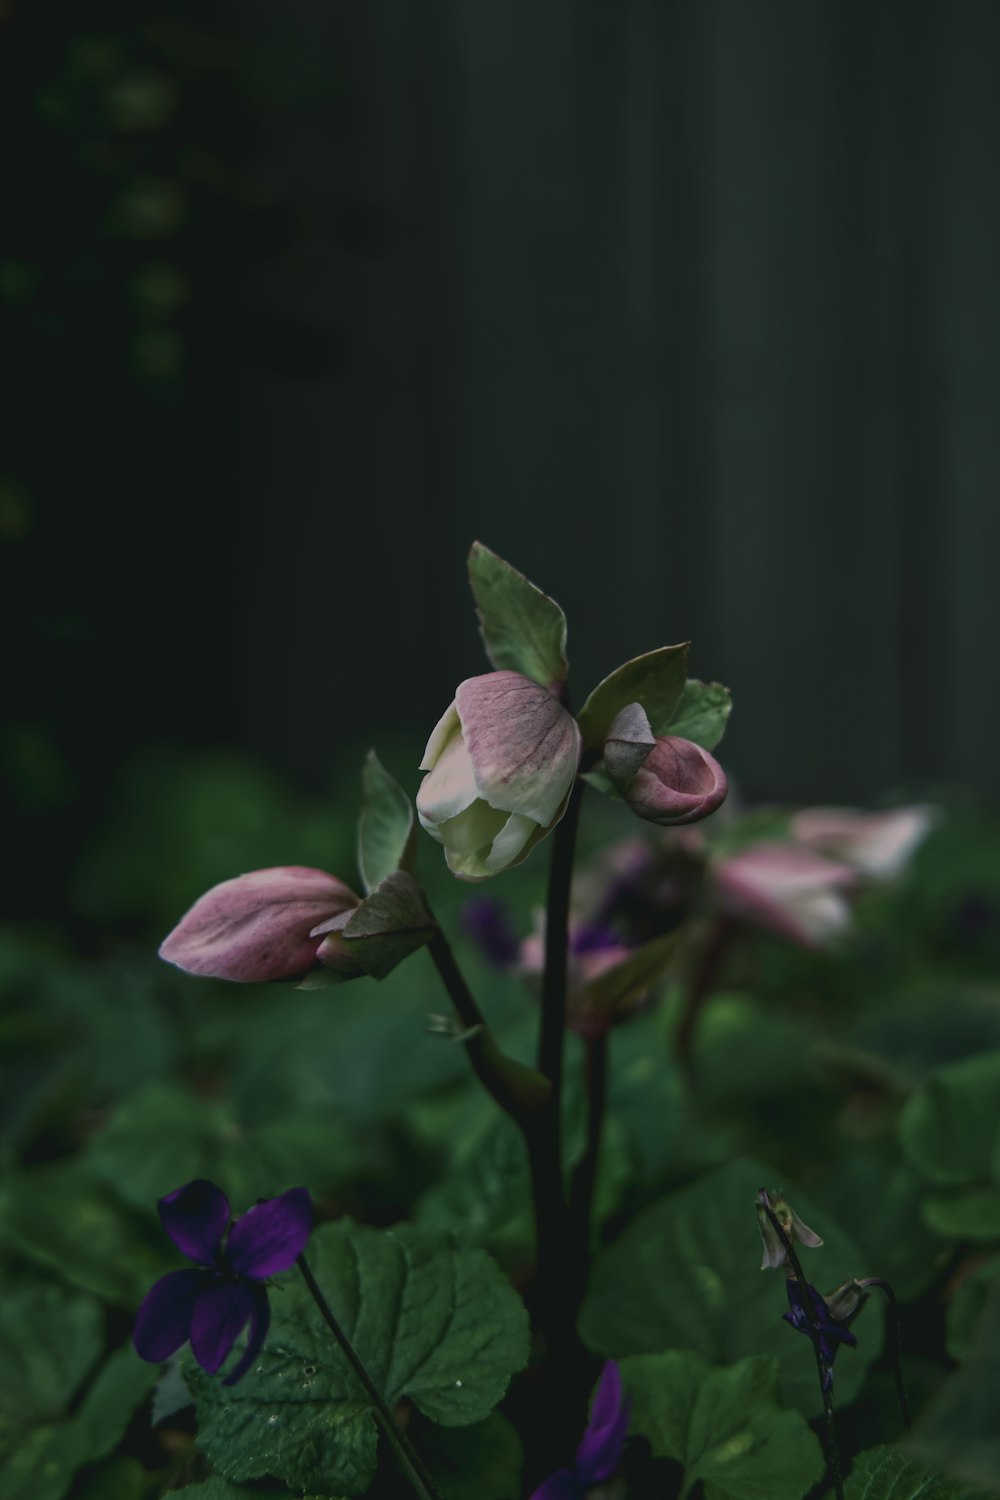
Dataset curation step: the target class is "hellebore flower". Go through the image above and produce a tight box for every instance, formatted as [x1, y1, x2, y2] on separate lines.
[134, 1179, 312, 1385]
[711, 842, 856, 949]
[529, 1360, 631, 1499]
[417, 671, 581, 881]
[784, 1280, 858, 1394]
[159, 866, 362, 982]
[604, 703, 728, 827]
[757, 1187, 824, 1271]
[790, 805, 937, 882]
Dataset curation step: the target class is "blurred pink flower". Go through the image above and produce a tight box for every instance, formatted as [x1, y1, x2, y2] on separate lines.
[712, 842, 856, 949]
[790, 805, 936, 881]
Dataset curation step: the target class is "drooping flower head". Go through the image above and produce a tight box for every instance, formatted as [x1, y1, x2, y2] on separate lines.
[417, 671, 581, 881]
[159, 866, 363, 983]
[529, 1360, 631, 1499]
[134, 1179, 312, 1385]
[783, 1280, 859, 1394]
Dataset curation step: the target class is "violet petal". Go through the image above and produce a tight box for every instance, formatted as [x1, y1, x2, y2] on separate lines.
[576, 1359, 631, 1481]
[222, 1283, 271, 1385]
[190, 1280, 256, 1374]
[527, 1469, 586, 1500]
[133, 1268, 206, 1363]
[158, 1179, 230, 1265]
[225, 1186, 313, 1278]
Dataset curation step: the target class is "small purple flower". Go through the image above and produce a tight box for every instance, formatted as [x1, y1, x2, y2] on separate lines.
[134, 1179, 312, 1386]
[461, 896, 521, 968]
[784, 1280, 858, 1394]
[530, 1360, 631, 1499]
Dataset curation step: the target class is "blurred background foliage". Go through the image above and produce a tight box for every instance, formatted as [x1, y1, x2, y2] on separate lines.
[2, 1, 1000, 1496]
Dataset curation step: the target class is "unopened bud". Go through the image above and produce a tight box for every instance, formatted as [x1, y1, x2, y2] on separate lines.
[604, 703, 727, 828]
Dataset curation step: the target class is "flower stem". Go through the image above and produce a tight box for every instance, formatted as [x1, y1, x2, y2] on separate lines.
[297, 1254, 443, 1500]
[760, 1201, 844, 1500]
[570, 1030, 609, 1253]
[860, 1277, 911, 1429]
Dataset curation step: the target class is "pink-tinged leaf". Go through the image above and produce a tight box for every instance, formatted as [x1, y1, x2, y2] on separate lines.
[159, 867, 360, 983]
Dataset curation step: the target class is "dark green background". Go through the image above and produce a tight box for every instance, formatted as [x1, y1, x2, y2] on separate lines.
[4, 0, 998, 926]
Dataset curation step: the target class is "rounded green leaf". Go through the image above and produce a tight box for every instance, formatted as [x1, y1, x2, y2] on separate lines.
[844, 1445, 982, 1500]
[665, 678, 734, 751]
[357, 750, 416, 895]
[898, 1049, 1000, 1187]
[576, 645, 689, 750]
[191, 1221, 529, 1496]
[579, 1159, 882, 1415]
[622, 1349, 824, 1500]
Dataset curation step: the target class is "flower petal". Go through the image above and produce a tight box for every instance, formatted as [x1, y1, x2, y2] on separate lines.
[190, 1280, 256, 1374]
[222, 1283, 271, 1385]
[225, 1186, 313, 1278]
[159, 866, 360, 983]
[417, 725, 481, 830]
[158, 1179, 230, 1264]
[456, 672, 581, 827]
[527, 1470, 586, 1500]
[576, 1359, 631, 1481]
[134, 1269, 206, 1363]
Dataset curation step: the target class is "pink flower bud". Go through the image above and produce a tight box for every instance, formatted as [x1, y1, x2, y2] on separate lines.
[417, 671, 581, 881]
[712, 842, 856, 949]
[159, 867, 361, 983]
[790, 805, 937, 881]
[604, 703, 728, 827]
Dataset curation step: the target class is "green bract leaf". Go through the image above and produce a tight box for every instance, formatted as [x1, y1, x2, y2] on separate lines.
[191, 1220, 530, 1497]
[666, 677, 733, 751]
[357, 750, 416, 895]
[844, 1445, 982, 1499]
[467, 542, 568, 688]
[580, 930, 679, 1023]
[898, 1049, 1000, 1188]
[341, 871, 437, 979]
[622, 1349, 824, 1500]
[910, 1278, 1000, 1493]
[580, 1159, 881, 1415]
[576, 645, 689, 750]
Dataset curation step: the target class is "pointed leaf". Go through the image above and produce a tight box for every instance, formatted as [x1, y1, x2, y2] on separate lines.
[622, 1350, 824, 1500]
[190, 1220, 529, 1497]
[467, 542, 568, 687]
[665, 678, 733, 750]
[341, 871, 437, 979]
[357, 751, 416, 895]
[576, 645, 689, 750]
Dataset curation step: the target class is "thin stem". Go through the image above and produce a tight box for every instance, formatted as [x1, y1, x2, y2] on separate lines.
[539, 777, 585, 1087]
[570, 1030, 609, 1252]
[297, 1255, 443, 1500]
[861, 1278, 911, 1429]
[761, 1201, 844, 1500]
[426, 929, 530, 1124]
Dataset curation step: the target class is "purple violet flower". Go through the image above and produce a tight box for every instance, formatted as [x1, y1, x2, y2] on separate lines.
[783, 1280, 858, 1394]
[529, 1360, 631, 1499]
[134, 1179, 312, 1385]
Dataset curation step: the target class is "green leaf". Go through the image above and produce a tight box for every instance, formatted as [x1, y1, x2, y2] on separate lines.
[417, 1412, 523, 1500]
[191, 1220, 530, 1496]
[68, 1344, 160, 1465]
[174, 1481, 340, 1500]
[341, 871, 437, 979]
[908, 1279, 1000, 1494]
[665, 678, 733, 750]
[0, 1282, 101, 1421]
[923, 1187, 1000, 1241]
[579, 930, 679, 1024]
[623, 1349, 824, 1500]
[467, 542, 568, 687]
[898, 1049, 1000, 1186]
[576, 645, 689, 749]
[75, 1458, 149, 1500]
[844, 1445, 983, 1499]
[0, 1161, 177, 1302]
[580, 1159, 881, 1415]
[85, 1081, 361, 1213]
[816, 1148, 946, 1302]
[947, 1255, 1000, 1362]
[0, 1423, 77, 1500]
[357, 750, 416, 895]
